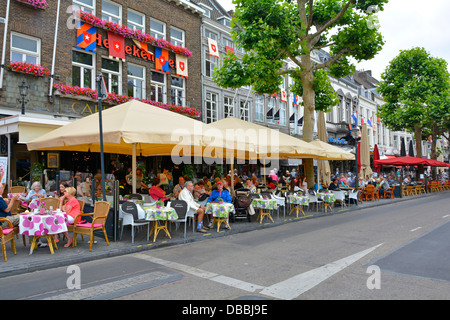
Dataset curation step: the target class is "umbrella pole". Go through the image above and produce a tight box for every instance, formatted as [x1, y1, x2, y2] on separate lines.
[132, 143, 137, 194]
[230, 156, 234, 197]
[97, 73, 106, 201]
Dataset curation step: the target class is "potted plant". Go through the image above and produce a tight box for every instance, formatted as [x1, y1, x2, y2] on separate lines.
[155, 200, 164, 208]
[217, 198, 223, 204]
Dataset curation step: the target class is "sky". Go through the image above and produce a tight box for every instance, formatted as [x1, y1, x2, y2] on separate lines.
[218, 0, 450, 81]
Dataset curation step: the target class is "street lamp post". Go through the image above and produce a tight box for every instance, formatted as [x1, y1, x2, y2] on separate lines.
[18, 79, 29, 115]
[352, 127, 361, 190]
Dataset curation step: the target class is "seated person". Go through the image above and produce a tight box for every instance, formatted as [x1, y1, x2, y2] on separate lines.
[379, 177, 391, 195]
[149, 177, 169, 204]
[328, 179, 340, 190]
[0, 184, 20, 228]
[245, 178, 257, 193]
[313, 179, 323, 191]
[172, 176, 186, 199]
[194, 180, 210, 201]
[178, 181, 207, 233]
[58, 187, 80, 247]
[206, 181, 232, 203]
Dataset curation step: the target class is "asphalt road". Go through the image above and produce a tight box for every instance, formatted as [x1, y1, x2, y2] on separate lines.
[1, 192, 449, 302]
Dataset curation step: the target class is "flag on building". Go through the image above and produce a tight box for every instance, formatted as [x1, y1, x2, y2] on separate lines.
[281, 90, 287, 102]
[368, 117, 373, 128]
[76, 22, 97, 53]
[208, 38, 219, 58]
[176, 54, 188, 78]
[132, 39, 149, 55]
[108, 32, 125, 61]
[293, 94, 299, 105]
[155, 47, 170, 73]
[352, 112, 358, 126]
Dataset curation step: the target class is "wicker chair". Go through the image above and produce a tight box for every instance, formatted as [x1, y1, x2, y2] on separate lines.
[0, 218, 17, 262]
[10, 186, 26, 194]
[383, 185, 396, 199]
[72, 201, 111, 251]
[363, 185, 375, 201]
[40, 197, 61, 211]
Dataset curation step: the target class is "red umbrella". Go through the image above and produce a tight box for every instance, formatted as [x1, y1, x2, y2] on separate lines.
[374, 156, 429, 166]
[373, 144, 380, 173]
[424, 159, 450, 167]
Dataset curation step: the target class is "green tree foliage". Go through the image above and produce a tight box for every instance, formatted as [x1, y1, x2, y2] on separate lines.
[377, 47, 450, 162]
[213, 0, 387, 185]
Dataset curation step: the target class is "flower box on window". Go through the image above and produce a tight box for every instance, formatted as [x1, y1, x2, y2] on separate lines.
[17, 0, 49, 10]
[5, 61, 50, 77]
[52, 84, 201, 118]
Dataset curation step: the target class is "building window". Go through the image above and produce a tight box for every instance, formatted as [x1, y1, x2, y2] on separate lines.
[127, 9, 145, 32]
[171, 76, 184, 106]
[255, 95, 264, 122]
[205, 92, 217, 124]
[170, 27, 184, 47]
[205, 29, 217, 41]
[224, 96, 234, 118]
[127, 64, 145, 99]
[279, 101, 287, 126]
[217, 17, 231, 27]
[205, 48, 218, 78]
[150, 18, 165, 40]
[10, 33, 40, 65]
[101, 0, 121, 24]
[73, 0, 95, 14]
[101, 58, 121, 95]
[268, 97, 276, 124]
[72, 50, 94, 89]
[150, 71, 166, 103]
[240, 100, 250, 121]
[223, 38, 234, 49]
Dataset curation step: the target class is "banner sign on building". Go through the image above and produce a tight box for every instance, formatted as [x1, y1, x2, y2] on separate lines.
[176, 54, 189, 78]
[107, 32, 125, 61]
[208, 38, 219, 58]
[0, 157, 7, 185]
[77, 22, 97, 53]
[155, 47, 170, 73]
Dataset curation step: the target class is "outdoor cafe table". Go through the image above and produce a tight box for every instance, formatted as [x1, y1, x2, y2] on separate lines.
[316, 192, 336, 213]
[205, 202, 234, 232]
[143, 205, 178, 242]
[287, 194, 310, 218]
[251, 198, 278, 224]
[19, 212, 69, 254]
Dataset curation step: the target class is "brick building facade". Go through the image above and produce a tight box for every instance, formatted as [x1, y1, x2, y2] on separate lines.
[0, 0, 204, 183]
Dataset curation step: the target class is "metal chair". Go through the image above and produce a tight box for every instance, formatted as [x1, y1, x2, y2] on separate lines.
[170, 200, 192, 241]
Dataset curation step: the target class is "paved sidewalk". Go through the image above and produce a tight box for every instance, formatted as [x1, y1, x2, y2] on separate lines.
[0, 191, 442, 278]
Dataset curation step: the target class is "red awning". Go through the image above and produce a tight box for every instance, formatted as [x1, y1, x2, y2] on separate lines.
[374, 156, 429, 166]
[424, 159, 450, 167]
[375, 156, 450, 167]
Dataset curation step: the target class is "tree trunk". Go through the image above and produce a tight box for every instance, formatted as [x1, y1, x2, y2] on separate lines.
[414, 124, 424, 179]
[301, 58, 316, 188]
[430, 124, 438, 180]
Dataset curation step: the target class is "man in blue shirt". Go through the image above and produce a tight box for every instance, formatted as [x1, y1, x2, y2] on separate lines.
[0, 184, 21, 228]
[206, 181, 232, 203]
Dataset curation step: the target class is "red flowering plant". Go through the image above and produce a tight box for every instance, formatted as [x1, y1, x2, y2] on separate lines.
[17, 0, 49, 9]
[6, 61, 50, 77]
[77, 10, 192, 58]
[53, 84, 202, 117]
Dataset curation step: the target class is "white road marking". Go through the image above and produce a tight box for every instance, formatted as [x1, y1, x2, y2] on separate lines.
[410, 227, 422, 232]
[133, 253, 264, 293]
[259, 243, 384, 300]
[133, 244, 383, 299]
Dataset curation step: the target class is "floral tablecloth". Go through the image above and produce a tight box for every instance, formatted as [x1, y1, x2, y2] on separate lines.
[288, 195, 309, 206]
[317, 192, 336, 203]
[143, 206, 178, 221]
[19, 213, 69, 236]
[251, 198, 278, 210]
[205, 202, 235, 218]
